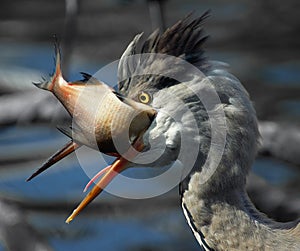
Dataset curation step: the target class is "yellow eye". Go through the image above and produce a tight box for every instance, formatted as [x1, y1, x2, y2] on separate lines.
[138, 91, 151, 104]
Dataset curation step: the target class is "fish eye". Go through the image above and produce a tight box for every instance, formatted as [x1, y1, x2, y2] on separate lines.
[138, 91, 151, 104]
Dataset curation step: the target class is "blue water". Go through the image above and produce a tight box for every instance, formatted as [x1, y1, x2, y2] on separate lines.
[261, 61, 300, 86]
[252, 158, 298, 186]
[0, 42, 101, 86]
[26, 209, 198, 251]
[279, 100, 300, 117]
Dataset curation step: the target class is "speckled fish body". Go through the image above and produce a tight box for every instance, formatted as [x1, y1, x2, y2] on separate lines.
[35, 47, 156, 154]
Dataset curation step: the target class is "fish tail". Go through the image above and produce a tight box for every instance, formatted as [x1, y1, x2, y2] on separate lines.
[33, 37, 63, 91]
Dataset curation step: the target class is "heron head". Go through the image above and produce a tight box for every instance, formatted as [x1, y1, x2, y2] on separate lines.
[65, 12, 258, 222]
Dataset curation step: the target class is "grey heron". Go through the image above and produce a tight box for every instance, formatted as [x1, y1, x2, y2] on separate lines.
[28, 12, 300, 250]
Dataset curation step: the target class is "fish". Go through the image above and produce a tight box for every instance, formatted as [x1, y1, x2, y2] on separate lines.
[27, 43, 156, 222]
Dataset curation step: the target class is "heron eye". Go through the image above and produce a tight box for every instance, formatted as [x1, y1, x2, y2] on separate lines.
[138, 92, 151, 104]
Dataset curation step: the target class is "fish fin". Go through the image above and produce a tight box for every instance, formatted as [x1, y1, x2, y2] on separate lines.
[32, 79, 51, 90]
[57, 124, 91, 147]
[57, 125, 73, 139]
[80, 72, 93, 82]
[79, 72, 103, 85]
[67, 72, 104, 86]
[26, 141, 80, 181]
[33, 36, 63, 91]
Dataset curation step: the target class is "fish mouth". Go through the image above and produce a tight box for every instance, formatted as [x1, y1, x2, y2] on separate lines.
[65, 132, 147, 223]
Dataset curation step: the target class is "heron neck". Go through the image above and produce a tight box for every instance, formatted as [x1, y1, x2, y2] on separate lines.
[181, 182, 300, 250]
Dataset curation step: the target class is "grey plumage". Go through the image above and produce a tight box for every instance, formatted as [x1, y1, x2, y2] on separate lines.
[118, 11, 210, 97]
[118, 13, 300, 250]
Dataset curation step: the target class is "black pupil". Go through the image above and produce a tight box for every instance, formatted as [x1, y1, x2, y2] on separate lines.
[141, 95, 147, 101]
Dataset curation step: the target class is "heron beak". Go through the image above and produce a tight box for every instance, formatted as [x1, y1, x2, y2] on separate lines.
[65, 98, 156, 223]
[65, 132, 146, 223]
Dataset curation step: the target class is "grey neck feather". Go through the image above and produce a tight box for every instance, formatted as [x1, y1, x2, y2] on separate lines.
[179, 68, 300, 249]
[181, 183, 300, 250]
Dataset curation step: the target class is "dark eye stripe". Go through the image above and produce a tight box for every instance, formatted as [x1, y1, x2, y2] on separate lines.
[113, 91, 125, 102]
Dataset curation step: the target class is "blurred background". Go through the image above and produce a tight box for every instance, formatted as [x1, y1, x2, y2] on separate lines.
[0, 0, 299, 250]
